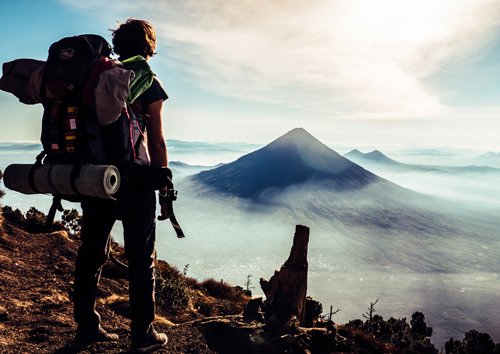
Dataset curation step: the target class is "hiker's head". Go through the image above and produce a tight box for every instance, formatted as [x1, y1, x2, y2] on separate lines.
[112, 19, 157, 60]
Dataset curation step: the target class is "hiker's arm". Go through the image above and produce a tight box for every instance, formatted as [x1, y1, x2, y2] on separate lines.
[145, 98, 171, 199]
[145, 99, 168, 169]
[145, 99, 174, 221]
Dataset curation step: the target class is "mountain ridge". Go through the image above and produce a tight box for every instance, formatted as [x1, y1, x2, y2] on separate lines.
[345, 149, 500, 174]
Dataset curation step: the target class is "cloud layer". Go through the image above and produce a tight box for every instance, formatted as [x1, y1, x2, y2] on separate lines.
[64, 0, 500, 119]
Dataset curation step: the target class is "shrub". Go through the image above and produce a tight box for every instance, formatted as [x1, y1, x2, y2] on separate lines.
[445, 338, 463, 354]
[2, 204, 64, 232]
[2, 205, 25, 224]
[463, 330, 496, 354]
[411, 311, 433, 340]
[155, 262, 190, 315]
[345, 311, 438, 353]
[445, 330, 500, 354]
[24, 206, 47, 232]
[62, 209, 82, 234]
[188, 278, 249, 317]
[200, 278, 249, 302]
[200, 278, 236, 299]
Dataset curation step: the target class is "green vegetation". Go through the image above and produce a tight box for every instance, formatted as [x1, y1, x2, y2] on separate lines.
[445, 330, 500, 354]
[344, 310, 437, 353]
[2, 205, 24, 224]
[155, 262, 190, 315]
[342, 309, 500, 354]
[2, 205, 64, 233]
[24, 206, 48, 232]
[200, 278, 241, 300]
[192, 278, 249, 316]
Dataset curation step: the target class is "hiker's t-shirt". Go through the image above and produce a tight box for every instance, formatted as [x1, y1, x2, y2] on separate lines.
[139, 78, 168, 108]
[131, 78, 168, 165]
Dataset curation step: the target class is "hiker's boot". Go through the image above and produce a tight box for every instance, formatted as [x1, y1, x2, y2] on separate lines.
[131, 329, 168, 353]
[75, 325, 119, 345]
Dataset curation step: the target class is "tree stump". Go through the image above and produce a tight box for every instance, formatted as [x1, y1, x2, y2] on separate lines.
[261, 225, 310, 332]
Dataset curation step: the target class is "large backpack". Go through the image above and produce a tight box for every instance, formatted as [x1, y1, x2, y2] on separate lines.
[0, 35, 184, 237]
[39, 34, 139, 167]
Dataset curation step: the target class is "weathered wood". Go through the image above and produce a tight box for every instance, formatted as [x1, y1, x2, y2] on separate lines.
[261, 225, 310, 331]
[243, 297, 265, 322]
[303, 296, 323, 327]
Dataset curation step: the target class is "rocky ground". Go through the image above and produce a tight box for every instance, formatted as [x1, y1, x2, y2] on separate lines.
[0, 212, 225, 353]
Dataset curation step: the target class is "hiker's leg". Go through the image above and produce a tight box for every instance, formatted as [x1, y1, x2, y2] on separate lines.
[74, 199, 116, 331]
[122, 190, 157, 340]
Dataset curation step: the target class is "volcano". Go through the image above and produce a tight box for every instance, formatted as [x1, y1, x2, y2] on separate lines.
[194, 128, 380, 198]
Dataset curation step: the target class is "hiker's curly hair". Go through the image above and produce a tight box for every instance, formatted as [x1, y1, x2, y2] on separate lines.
[112, 19, 157, 59]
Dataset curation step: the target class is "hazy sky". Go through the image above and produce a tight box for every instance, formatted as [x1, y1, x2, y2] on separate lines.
[1, 0, 500, 150]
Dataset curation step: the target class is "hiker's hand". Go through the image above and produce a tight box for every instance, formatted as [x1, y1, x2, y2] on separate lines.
[158, 194, 174, 221]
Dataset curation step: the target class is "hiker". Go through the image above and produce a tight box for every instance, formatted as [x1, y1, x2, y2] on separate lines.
[73, 19, 170, 352]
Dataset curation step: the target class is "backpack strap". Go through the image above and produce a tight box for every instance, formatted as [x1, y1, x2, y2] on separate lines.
[28, 151, 46, 193]
[28, 165, 40, 194]
[39, 69, 47, 100]
[159, 179, 185, 238]
[169, 212, 185, 239]
[47, 164, 61, 195]
[130, 106, 146, 159]
[44, 196, 63, 231]
[81, 57, 116, 106]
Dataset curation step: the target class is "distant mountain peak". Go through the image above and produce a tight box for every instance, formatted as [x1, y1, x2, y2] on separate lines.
[345, 149, 364, 157]
[269, 128, 321, 147]
[365, 150, 388, 160]
[285, 127, 309, 136]
[345, 149, 399, 165]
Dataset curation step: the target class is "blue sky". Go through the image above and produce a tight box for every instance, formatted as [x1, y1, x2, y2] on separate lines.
[1, 0, 500, 150]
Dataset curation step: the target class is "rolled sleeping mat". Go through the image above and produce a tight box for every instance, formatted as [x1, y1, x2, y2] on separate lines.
[3, 164, 120, 199]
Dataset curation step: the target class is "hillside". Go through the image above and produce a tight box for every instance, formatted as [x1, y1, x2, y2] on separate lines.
[0, 210, 216, 353]
[0, 208, 442, 354]
[1, 204, 500, 353]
